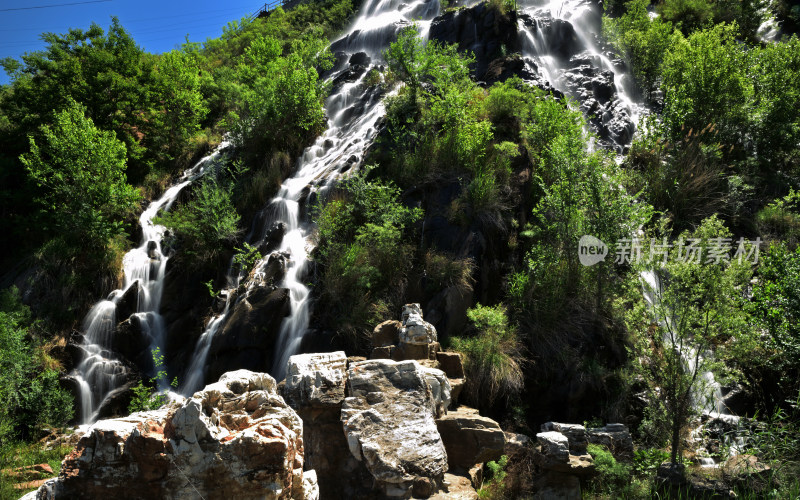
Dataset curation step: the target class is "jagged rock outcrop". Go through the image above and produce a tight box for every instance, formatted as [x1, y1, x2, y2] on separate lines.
[282, 352, 373, 499]
[532, 423, 602, 499]
[341, 359, 450, 497]
[436, 406, 506, 472]
[369, 305, 466, 405]
[430, 2, 518, 80]
[205, 286, 291, 383]
[23, 370, 318, 500]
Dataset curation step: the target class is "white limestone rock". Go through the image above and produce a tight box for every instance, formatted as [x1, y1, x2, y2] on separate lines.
[341, 359, 449, 495]
[283, 351, 347, 409]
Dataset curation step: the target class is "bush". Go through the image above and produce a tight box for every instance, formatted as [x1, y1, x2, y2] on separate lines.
[657, 0, 714, 35]
[661, 24, 750, 151]
[756, 190, 800, 247]
[587, 443, 633, 493]
[449, 304, 524, 410]
[0, 287, 73, 444]
[749, 243, 800, 409]
[603, 0, 676, 99]
[157, 170, 240, 267]
[128, 348, 177, 413]
[313, 170, 422, 351]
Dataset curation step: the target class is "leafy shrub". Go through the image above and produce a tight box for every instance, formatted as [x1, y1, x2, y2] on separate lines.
[661, 24, 750, 151]
[20, 98, 141, 248]
[0, 287, 73, 443]
[603, 0, 676, 99]
[749, 243, 800, 408]
[756, 190, 800, 247]
[157, 172, 240, 267]
[657, 0, 714, 35]
[450, 304, 524, 410]
[478, 455, 509, 499]
[587, 443, 632, 493]
[313, 170, 422, 351]
[128, 348, 178, 413]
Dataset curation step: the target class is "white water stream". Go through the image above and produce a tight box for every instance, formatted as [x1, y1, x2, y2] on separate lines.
[641, 270, 744, 466]
[181, 0, 442, 392]
[76, 0, 651, 415]
[71, 143, 230, 423]
[517, 0, 646, 150]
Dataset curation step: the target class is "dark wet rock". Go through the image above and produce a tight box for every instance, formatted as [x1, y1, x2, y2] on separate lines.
[331, 65, 368, 89]
[349, 51, 371, 66]
[430, 3, 519, 80]
[528, 17, 581, 60]
[204, 287, 290, 384]
[115, 281, 141, 322]
[260, 221, 287, 254]
[110, 315, 152, 368]
[721, 383, 757, 416]
[482, 55, 540, 86]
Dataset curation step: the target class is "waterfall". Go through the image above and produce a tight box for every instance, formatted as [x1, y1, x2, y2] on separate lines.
[517, 0, 647, 151]
[181, 0, 442, 392]
[641, 270, 745, 466]
[71, 142, 230, 423]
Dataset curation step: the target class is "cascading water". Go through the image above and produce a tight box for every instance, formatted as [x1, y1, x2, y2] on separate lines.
[71, 142, 230, 423]
[181, 0, 442, 391]
[641, 270, 744, 466]
[516, 0, 647, 151]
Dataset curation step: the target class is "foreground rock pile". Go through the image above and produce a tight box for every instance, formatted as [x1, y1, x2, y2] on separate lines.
[22, 370, 318, 500]
[284, 349, 506, 498]
[28, 304, 639, 499]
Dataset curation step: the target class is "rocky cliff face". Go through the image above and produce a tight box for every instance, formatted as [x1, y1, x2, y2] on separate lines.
[22, 370, 318, 500]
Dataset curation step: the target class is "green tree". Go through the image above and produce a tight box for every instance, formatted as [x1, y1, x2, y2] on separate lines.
[750, 243, 800, 408]
[603, 0, 676, 99]
[661, 24, 751, 150]
[231, 32, 332, 157]
[20, 98, 141, 247]
[624, 217, 752, 463]
[147, 50, 208, 162]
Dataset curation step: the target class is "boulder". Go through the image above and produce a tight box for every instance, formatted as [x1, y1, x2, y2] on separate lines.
[429, 2, 519, 79]
[205, 287, 291, 383]
[587, 423, 634, 460]
[24, 370, 317, 500]
[399, 303, 438, 345]
[541, 422, 588, 455]
[284, 352, 372, 499]
[114, 280, 141, 321]
[535, 431, 594, 476]
[537, 431, 570, 464]
[372, 319, 401, 347]
[436, 406, 506, 471]
[283, 351, 347, 409]
[533, 472, 582, 500]
[341, 359, 449, 496]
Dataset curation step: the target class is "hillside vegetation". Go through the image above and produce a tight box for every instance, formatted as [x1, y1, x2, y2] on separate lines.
[1, 0, 800, 497]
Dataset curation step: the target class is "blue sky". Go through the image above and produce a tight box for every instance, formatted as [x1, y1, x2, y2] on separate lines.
[0, 0, 263, 85]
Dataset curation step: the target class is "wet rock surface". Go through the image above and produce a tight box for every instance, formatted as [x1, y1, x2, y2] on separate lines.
[430, 2, 519, 80]
[205, 287, 291, 383]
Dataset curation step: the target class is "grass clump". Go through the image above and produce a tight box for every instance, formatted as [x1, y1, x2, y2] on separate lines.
[449, 304, 524, 411]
